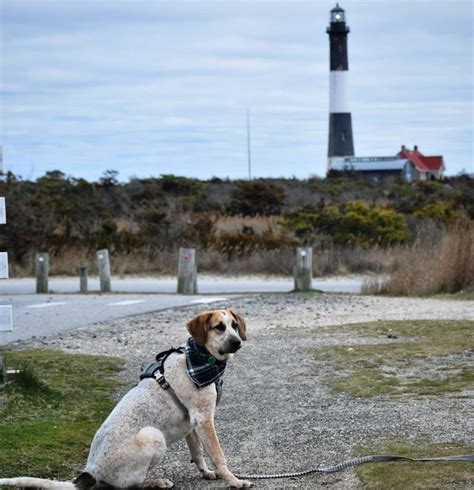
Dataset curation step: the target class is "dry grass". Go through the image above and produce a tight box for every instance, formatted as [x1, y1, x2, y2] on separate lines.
[13, 215, 458, 281]
[10, 245, 402, 278]
[363, 221, 474, 296]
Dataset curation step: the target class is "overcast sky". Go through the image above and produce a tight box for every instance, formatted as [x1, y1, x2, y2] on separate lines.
[1, 0, 473, 181]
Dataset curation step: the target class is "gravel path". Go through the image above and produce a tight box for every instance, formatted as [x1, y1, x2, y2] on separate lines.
[12, 294, 474, 489]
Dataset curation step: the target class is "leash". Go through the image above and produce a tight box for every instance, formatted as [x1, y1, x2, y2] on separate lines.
[234, 453, 474, 480]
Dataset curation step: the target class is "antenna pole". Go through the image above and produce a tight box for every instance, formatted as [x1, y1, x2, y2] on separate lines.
[247, 109, 252, 180]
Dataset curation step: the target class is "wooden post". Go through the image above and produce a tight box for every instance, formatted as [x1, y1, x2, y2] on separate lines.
[294, 246, 313, 291]
[177, 247, 197, 294]
[36, 252, 49, 293]
[96, 249, 111, 292]
[79, 267, 88, 293]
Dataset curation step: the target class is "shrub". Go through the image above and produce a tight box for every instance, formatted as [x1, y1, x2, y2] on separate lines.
[227, 181, 285, 216]
[414, 203, 460, 224]
[281, 200, 407, 247]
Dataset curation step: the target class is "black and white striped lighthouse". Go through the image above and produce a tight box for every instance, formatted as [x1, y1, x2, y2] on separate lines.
[327, 3, 354, 166]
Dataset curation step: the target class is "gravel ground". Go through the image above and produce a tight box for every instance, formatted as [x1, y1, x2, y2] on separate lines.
[11, 294, 474, 489]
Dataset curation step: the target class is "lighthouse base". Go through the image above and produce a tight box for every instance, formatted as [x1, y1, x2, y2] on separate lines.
[328, 113, 354, 158]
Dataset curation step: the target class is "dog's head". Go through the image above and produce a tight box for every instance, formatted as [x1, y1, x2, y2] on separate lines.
[186, 309, 247, 361]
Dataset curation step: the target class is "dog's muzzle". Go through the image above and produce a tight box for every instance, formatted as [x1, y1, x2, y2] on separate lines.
[223, 338, 242, 354]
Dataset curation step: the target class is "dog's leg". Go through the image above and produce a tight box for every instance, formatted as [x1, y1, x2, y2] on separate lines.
[186, 430, 217, 480]
[142, 479, 174, 488]
[195, 419, 252, 488]
[133, 427, 173, 489]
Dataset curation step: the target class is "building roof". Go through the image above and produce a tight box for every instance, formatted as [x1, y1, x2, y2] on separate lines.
[331, 3, 344, 13]
[397, 146, 443, 172]
[331, 157, 410, 172]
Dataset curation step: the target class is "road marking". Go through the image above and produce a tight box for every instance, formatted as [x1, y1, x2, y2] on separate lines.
[190, 297, 228, 304]
[26, 302, 68, 309]
[108, 300, 146, 306]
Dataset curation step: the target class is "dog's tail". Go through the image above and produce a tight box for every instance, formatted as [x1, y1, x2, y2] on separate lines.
[0, 477, 75, 488]
[0, 472, 96, 489]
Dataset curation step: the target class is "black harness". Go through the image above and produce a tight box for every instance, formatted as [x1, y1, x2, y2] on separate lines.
[140, 347, 223, 419]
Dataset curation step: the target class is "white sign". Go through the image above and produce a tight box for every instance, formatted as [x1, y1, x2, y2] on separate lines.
[0, 252, 8, 279]
[0, 198, 5, 224]
[0, 305, 12, 332]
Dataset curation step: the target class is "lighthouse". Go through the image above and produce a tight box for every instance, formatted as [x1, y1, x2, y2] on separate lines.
[327, 3, 354, 167]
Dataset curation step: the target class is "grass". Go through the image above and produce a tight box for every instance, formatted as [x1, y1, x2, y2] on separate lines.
[363, 221, 474, 296]
[310, 320, 474, 398]
[435, 290, 474, 301]
[0, 349, 124, 478]
[356, 440, 474, 489]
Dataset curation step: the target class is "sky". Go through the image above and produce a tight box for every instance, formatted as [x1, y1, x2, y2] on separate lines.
[0, 0, 473, 182]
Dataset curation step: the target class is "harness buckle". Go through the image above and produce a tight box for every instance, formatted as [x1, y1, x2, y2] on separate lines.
[154, 371, 170, 390]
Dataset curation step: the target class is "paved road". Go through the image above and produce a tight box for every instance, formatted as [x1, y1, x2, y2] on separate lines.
[0, 274, 364, 295]
[0, 275, 365, 346]
[0, 294, 233, 346]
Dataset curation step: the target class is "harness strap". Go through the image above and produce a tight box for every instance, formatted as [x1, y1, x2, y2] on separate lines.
[140, 347, 190, 419]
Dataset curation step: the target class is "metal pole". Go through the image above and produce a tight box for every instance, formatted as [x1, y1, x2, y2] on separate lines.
[36, 252, 49, 294]
[247, 109, 252, 180]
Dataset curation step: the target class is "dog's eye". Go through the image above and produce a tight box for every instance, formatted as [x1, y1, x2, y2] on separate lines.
[215, 322, 226, 332]
[232, 321, 238, 330]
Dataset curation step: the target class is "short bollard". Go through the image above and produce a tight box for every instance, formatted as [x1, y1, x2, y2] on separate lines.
[79, 267, 88, 293]
[36, 252, 49, 293]
[177, 248, 197, 294]
[96, 249, 111, 292]
[294, 246, 313, 291]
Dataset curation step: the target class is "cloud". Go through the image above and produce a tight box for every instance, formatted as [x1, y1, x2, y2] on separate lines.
[1, 0, 472, 180]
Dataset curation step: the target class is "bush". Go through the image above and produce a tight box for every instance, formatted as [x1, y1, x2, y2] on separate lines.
[281, 200, 407, 247]
[227, 181, 285, 216]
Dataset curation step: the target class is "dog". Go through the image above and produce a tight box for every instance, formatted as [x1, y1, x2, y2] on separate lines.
[0, 309, 252, 489]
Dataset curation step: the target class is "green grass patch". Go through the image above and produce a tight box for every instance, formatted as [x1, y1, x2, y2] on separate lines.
[0, 349, 124, 478]
[310, 320, 474, 397]
[356, 440, 474, 489]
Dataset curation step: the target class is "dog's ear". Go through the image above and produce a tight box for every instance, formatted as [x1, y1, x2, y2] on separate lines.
[229, 310, 247, 341]
[187, 312, 212, 346]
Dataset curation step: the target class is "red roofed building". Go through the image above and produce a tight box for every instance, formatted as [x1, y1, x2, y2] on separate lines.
[329, 145, 445, 182]
[397, 145, 445, 180]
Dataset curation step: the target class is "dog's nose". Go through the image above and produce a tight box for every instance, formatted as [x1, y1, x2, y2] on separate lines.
[229, 338, 242, 352]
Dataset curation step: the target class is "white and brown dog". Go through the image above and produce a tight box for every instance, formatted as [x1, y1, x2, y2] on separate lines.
[0, 309, 252, 489]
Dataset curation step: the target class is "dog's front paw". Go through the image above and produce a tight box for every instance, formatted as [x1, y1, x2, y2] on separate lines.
[145, 478, 174, 488]
[230, 479, 253, 488]
[202, 469, 217, 480]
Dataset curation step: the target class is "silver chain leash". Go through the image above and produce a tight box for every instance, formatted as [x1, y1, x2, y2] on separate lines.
[234, 453, 474, 480]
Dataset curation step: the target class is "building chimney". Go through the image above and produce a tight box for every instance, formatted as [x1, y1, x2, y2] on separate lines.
[401, 145, 405, 151]
[414, 145, 418, 151]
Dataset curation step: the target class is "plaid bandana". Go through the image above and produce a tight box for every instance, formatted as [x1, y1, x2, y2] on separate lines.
[185, 337, 227, 388]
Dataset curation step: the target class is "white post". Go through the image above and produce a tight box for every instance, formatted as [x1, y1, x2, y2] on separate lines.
[177, 248, 197, 294]
[294, 247, 313, 291]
